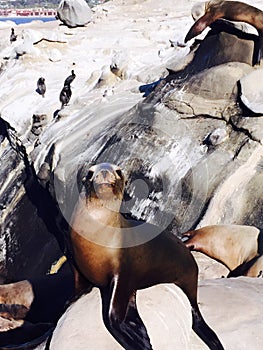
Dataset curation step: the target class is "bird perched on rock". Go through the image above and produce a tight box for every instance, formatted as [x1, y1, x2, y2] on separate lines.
[64, 70, 76, 86]
[10, 28, 17, 43]
[37, 77, 46, 98]
[59, 85, 72, 109]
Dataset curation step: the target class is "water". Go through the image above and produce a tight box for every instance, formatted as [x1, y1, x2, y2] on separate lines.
[0, 0, 108, 25]
[0, 16, 56, 25]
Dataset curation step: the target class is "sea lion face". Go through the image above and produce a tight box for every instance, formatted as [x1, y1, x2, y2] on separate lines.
[82, 163, 125, 201]
[185, 0, 225, 42]
[205, 0, 225, 19]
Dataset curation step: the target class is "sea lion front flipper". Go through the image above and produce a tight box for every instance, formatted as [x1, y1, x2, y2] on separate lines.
[100, 278, 152, 350]
[124, 292, 152, 349]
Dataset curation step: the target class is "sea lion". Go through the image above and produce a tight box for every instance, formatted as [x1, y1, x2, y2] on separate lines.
[37, 77, 46, 98]
[184, 0, 263, 65]
[58, 162, 224, 350]
[59, 85, 72, 109]
[64, 70, 76, 86]
[183, 224, 263, 276]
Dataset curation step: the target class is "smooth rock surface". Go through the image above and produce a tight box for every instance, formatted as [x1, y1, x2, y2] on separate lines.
[50, 285, 193, 350]
[47, 278, 263, 350]
[240, 68, 263, 114]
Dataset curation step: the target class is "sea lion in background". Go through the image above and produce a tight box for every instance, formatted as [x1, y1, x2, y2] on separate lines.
[183, 225, 263, 277]
[64, 70, 76, 86]
[59, 84, 72, 109]
[184, 0, 263, 65]
[10, 28, 17, 44]
[52, 162, 224, 350]
[37, 77, 46, 98]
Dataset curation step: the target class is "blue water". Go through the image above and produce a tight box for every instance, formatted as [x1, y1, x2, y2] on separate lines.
[0, 16, 56, 25]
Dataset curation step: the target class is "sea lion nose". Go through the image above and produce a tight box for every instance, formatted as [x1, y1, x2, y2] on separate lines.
[95, 169, 113, 183]
[101, 170, 109, 178]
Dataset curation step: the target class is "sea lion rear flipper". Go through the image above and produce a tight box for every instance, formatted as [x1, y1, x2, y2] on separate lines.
[227, 256, 260, 278]
[100, 281, 152, 350]
[253, 35, 263, 66]
[0, 321, 54, 350]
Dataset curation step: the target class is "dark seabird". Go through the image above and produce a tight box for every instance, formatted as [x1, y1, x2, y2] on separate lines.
[10, 28, 17, 43]
[37, 77, 46, 98]
[64, 70, 76, 86]
[59, 85, 72, 109]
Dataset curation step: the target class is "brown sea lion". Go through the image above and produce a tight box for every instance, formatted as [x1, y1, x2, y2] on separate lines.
[183, 224, 263, 277]
[184, 0, 263, 65]
[61, 162, 224, 350]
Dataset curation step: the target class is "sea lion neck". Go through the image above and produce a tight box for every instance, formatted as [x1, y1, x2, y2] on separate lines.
[86, 195, 123, 215]
[79, 194, 123, 229]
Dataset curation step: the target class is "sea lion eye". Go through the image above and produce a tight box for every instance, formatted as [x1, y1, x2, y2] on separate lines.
[115, 169, 123, 179]
[86, 170, 94, 182]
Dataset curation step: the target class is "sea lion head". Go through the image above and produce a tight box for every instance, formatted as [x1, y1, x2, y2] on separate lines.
[185, 0, 225, 42]
[82, 163, 125, 201]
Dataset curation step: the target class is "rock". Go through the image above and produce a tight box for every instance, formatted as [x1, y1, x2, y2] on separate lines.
[162, 62, 252, 119]
[197, 278, 263, 350]
[50, 285, 192, 350]
[21, 29, 43, 44]
[239, 68, 263, 114]
[30, 114, 48, 136]
[57, 0, 93, 28]
[96, 65, 120, 87]
[49, 278, 263, 350]
[198, 143, 263, 228]
[49, 48, 62, 62]
[15, 41, 40, 57]
[203, 127, 229, 147]
[168, 30, 256, 77]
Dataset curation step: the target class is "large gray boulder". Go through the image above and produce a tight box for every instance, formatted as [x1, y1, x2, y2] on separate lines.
[239, 68, 263, 114]
[57, 0, 92, 28]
